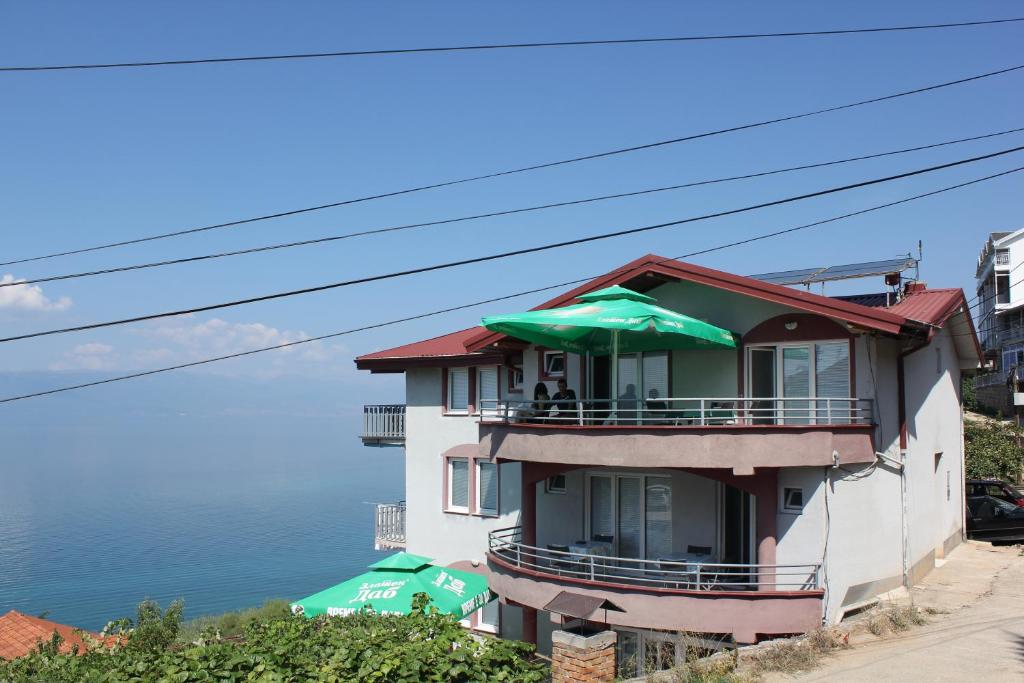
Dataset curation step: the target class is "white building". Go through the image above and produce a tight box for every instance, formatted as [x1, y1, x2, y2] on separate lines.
[974, 230, 1024, 412]
[357, 255, 979, 677]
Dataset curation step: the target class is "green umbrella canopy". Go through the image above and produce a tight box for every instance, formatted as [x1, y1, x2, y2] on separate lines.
[481, 285, 737, 355]
[290, 552, 490, 619]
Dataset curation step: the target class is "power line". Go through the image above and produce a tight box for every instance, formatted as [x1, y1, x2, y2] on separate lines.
[2, 163, 1017, 404]
[4, 62, 1023, 268]
[3, 18, 1022, 73]
[7, 126, 1023, 289]
[2, 145, 1022, 345]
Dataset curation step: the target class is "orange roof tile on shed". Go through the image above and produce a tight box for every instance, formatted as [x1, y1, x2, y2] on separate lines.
[0, 610, 100, 660]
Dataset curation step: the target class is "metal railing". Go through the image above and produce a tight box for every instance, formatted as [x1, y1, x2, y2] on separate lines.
[478, 397, 873, 427]
[361, 404, 406, 442]
[488, 527, 820, 591]
[375, 502, 407, 550]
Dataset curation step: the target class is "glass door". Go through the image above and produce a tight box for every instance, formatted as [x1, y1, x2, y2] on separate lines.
[617, 476, 643, 559]
[781, 346, 811, 424]
[748, 347, 776, 424]
[644, 476, 672, 560]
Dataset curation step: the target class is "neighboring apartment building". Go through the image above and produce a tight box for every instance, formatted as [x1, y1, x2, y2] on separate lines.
[356, 254, 978, 676]
[974, 229, 1024, 414]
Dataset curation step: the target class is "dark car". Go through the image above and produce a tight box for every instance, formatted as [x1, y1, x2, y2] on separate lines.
[966, 495, 1024, 544]
[965, 479, 1024, 507]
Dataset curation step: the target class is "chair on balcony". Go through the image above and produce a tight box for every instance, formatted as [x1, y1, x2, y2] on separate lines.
[546, 544, 582, 577]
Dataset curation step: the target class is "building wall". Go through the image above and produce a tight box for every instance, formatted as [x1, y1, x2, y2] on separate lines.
[903, 327, 965, 577]
[404, 367, 523, 566]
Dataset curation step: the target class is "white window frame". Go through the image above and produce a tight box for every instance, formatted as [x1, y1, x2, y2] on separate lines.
[544, 474, 567, 494]
[476, 459, 499, 517]
[508, 364, 524, 393]
[476, 365, 500, 417]
[541, 349, 566, 379]
[744, 340, 851, 424]
[446, 457, 470, 513]
[446, 367, 469, 415]
[782, 486, 804, 514]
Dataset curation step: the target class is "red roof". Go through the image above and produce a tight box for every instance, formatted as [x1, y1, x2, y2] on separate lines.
[0, 610, 100, 660]
[355, 255, 979, 370]
[885, 288, 964, 326]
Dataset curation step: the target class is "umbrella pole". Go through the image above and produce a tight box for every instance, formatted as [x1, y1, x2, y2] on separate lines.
[610, 330, 618, 421]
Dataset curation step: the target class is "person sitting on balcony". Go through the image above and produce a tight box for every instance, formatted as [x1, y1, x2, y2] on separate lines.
[617, 383, 639, 424]
[645, 388, 669, 423]
[551, 379, 577, 421]
[521, 382, 551, 422]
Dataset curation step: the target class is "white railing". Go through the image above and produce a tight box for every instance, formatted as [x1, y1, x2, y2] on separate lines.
[478, 397, 873, 427]
[361, 404, 406, 442]
[375, 502, 406, 550]
[488, 527, 820, 591]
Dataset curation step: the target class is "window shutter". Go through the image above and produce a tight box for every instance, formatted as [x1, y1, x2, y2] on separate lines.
[478, 367, 498, 409]
[642, 351, 669, 400]
[644, 476, 672, 560]
[815, 342, 850, 398]
[478, 462, 498, 513]
[617, 477, 643, 558]
[589, 477, 613, 538]
[448, 367, 469, 411]
[450, 459, 469, 508]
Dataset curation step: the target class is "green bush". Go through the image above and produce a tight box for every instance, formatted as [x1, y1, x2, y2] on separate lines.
[965, 420, 1024, 481]
[0, 596, 546, 682]
[177, 599, 292, 641]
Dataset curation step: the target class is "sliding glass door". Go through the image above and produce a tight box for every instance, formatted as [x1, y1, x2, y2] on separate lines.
[747, 341, 851, 424]
[587, 473, 673, 560]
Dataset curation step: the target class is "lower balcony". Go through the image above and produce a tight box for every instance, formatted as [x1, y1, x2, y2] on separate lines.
[486, 464, 824, 643]
[487, 527, 822, 644]
[374, 502, 406, 550]
[361, 404, 406, 446]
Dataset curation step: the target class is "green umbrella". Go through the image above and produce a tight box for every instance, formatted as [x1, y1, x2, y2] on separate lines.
[290, 552, 490, 619]
[481, 285, 736, 355]
[482, 285, 737, 415]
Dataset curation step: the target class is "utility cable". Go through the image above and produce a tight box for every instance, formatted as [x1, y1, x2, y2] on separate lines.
[6, 126, 1023, 289]
[2, 18, 1021, 72]
[2, 163, 1018, 403]
[4, 62, 1023, 267]
[2, 145, 1022, 345]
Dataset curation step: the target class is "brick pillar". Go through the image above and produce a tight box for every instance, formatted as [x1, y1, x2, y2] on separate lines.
[551, 630, 616, 683]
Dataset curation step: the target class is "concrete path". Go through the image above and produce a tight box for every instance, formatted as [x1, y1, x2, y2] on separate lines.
[770, 542, 1024, 681]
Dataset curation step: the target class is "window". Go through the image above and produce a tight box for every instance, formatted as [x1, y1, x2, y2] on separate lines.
[783, 487, 804, 513]
[747, 341, 851, 424]
[508, 364, 524, 392]
[461, 599, 499, 634]
[540, 349, 566, 379]
[477, 461, 498, 515]
[997, 273, 1011, 304]
[545, 474, 567, 494]
[477, 367, 498, 415]
[447, 458, 469, 512]
[447, 367, 469, 413]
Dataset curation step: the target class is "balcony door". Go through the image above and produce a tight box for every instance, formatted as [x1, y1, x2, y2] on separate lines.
[587, 473, 672, 560]
[746, 341, 850, 424]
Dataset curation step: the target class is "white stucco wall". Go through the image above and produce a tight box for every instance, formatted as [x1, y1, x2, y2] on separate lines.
[902, 327, 965, 571]
[403, 367, 523, 566]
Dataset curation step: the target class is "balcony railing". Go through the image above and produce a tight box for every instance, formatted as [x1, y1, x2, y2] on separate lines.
[374, 502, 406, 550]
[488, 527, 820, 591]
[361, 404, 405, 445]
[478, 397, 873, 427]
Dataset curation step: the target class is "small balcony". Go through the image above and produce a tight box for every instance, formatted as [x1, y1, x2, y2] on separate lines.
[374, 502, 406, 550]
[478, 397, 876, 471]
[361, 404, 405, 446]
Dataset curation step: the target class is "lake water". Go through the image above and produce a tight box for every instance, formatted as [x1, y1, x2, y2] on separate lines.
[0, 376, 404, 631]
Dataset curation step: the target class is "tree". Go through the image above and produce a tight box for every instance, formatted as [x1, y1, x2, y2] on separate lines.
[964, 420, 1024, 482]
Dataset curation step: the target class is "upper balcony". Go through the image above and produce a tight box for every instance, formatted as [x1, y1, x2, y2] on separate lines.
[361, 404, 406, 446]
[478, 397, 876, 472]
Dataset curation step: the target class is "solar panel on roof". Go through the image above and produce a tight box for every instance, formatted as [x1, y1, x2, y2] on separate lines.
[750, 256, 916, 286]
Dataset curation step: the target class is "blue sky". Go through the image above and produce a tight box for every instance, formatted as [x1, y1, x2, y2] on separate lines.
[1, 1, 1022, 409]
